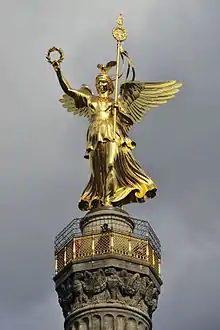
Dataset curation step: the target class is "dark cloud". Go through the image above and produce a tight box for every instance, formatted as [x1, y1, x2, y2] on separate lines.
[0, 0, 219, 329]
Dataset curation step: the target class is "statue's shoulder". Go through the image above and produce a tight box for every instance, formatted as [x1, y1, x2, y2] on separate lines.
[90, 95, 99, 103]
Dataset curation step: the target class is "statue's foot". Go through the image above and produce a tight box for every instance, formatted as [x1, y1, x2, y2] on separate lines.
[91, 199, 100, 209]
[146, 188, 157, 199]
[104, 201, 112, 207]
[103, 197, 113, 207]
[78, 200, 89, 211]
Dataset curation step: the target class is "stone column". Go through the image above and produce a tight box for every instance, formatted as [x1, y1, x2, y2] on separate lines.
[54, 207, 162, 330]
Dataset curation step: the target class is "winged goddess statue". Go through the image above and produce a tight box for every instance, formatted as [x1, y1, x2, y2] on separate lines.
[46, 15, 182, 212]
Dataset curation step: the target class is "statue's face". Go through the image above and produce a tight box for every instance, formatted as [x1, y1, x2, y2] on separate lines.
[96, 79, 109, 95]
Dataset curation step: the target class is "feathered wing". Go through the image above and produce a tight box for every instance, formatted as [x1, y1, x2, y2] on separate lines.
[119, 80, 182, 126]
[59, 85, 94, 119]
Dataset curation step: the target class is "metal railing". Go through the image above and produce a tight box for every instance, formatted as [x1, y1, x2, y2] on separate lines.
[55, 231, 161, 276]
[54, 216, 161, 256]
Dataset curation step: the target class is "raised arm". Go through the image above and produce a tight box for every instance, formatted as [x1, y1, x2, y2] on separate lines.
[49, 60, 95, 119]
[52, 61, 77, 98]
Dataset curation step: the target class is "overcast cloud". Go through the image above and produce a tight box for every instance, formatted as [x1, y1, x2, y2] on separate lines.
[0, 0, 220, 329]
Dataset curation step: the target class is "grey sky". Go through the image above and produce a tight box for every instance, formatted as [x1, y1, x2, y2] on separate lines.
[0, 0, 219, 329]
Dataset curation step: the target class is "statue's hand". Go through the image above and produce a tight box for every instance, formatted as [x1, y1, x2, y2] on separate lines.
[52, 60, 60, 72]
[113, 104, 119, 117]
[46, 47, 64, 72]
[112, 104, 119, 114]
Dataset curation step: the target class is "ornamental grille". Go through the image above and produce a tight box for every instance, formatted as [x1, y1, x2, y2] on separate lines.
[54, 216, 161, 255]
[55, 232, 161, 276]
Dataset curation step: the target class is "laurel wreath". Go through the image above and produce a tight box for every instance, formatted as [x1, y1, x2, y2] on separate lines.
[46, 47, 64, 65]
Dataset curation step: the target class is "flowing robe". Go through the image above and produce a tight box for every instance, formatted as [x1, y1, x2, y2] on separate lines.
[78, 99, 157, 211]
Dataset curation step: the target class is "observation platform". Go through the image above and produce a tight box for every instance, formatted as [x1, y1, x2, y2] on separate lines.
[54, 207, 161, 277]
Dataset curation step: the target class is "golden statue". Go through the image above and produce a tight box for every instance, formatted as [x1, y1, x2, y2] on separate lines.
[46, 15, 182, 211]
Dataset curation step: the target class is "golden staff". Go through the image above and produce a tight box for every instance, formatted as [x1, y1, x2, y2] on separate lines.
[112, 14, 127, 139]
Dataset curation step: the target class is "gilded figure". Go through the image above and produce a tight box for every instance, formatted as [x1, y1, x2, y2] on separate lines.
[47, 15, 182, 211]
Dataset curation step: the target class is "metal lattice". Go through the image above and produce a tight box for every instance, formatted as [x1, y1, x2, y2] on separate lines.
[54, 218, 81, 252]
[54, 216, 161, 256]
[55, 232, 161, 275]
[54, 212, 161, 276]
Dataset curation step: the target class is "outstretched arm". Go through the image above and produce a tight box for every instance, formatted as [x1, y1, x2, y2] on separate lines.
[52, 61, 78, 98]
[50, 61, 93, 118]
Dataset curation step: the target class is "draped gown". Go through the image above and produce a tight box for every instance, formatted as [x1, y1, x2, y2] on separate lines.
[78, 99, 157, 211]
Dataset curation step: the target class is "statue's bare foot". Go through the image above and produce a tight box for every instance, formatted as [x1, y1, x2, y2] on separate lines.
[103, 197, 112, 207]
[146, 188, 157, 199]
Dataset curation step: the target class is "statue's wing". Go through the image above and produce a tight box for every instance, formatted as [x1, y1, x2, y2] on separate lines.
[59, 85, 94, 118]
[119, 80, 182, 125]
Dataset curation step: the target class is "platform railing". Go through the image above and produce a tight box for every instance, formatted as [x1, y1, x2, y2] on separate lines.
[55, 231, 161, 276]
